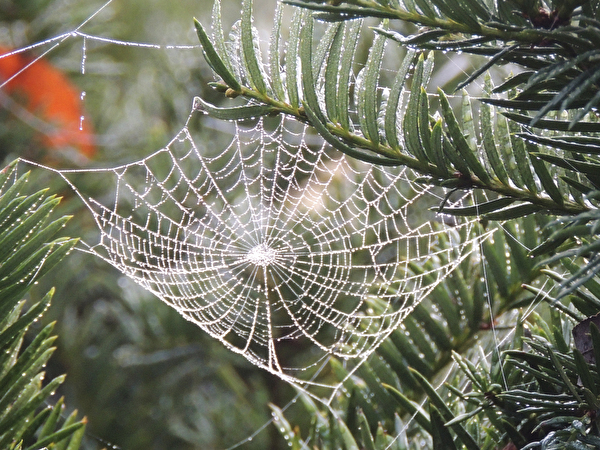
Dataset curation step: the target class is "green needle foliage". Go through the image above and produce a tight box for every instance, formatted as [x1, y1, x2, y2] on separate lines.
[0, 161, 84, 450]
[193, 0, 600, 448]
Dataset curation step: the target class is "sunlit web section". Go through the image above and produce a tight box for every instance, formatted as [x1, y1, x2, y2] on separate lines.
[45, 97, 490, 399]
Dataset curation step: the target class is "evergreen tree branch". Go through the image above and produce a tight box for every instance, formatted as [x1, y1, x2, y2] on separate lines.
[204, 81, 590, 217]
[285, 0, 594, 48]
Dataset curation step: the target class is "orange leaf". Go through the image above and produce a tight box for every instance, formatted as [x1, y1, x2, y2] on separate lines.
[0, 45, 96, 158]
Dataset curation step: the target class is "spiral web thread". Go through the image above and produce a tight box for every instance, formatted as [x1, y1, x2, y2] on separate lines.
[43, 98, 492, 400]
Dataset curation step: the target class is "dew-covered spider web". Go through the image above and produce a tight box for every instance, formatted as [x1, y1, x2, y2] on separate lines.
[35, 99, 490, 398]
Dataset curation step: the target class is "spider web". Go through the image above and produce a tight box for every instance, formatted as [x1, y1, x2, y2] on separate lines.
[45, 100, 490, 398]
